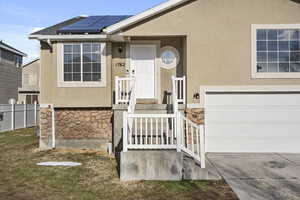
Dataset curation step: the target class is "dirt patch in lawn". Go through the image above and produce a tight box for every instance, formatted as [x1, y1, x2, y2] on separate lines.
[0, 128, 238, 200]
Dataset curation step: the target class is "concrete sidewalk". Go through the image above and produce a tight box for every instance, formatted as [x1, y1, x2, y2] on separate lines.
[207, 153, 300, 200]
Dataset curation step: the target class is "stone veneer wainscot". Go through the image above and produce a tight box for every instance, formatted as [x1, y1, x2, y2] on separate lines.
[55, 108, 113, 140]
[186, 108, 204, 125]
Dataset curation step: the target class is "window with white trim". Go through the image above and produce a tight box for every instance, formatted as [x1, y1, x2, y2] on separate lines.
[63, 43, 101, 82]
[252, 25, 300, 78]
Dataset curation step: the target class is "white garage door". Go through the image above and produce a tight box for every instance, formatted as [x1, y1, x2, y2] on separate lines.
[205, 91, 300, 153]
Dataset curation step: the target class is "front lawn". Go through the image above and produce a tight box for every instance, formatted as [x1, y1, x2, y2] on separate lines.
[0, 128, 238, 200]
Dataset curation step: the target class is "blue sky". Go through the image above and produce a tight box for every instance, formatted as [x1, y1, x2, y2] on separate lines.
[0, 0, 166, 63]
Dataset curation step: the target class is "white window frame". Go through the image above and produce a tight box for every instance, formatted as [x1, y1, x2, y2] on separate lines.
[57, 42, 107, 87]
[251, 24, 300, 79]
[160, 46, 180, 69]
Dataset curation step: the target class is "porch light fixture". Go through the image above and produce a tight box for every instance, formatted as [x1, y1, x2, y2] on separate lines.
[160, 46, 180, 69]
[118, 45, 123, 54]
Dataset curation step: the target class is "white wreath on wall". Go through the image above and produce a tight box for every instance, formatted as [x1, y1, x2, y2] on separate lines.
[160, 46, 180, 69]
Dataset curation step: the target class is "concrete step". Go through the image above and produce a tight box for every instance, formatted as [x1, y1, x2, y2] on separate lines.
[120, 150, 222, 181]
[136, 99, 158, 104]
[182, 155, 221, 180]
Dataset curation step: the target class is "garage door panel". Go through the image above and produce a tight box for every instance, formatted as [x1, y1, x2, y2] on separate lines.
[205, 92, 300, 153]
[207, 124, 300, 138]
[206, 108, 300, 123]
[206, 94, 300, 106]
[207, 137, 300, 153]
[207, 124, 300, 152]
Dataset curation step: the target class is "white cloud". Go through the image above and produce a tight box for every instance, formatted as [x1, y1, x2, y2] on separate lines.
[30, 27, 44, 34]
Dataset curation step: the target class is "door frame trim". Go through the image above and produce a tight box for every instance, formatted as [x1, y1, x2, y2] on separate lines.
[127, 40, 161, 101]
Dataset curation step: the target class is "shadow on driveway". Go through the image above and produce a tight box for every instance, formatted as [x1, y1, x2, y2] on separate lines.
[207, 153, 300, 200]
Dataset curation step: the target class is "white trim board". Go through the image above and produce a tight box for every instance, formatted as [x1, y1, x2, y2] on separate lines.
[200, 85, 300, 107]
[29, 34, 108, 41]
[104, 0, 192, 34]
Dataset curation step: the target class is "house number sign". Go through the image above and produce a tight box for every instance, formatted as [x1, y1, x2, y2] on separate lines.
[115, 62, 126, 68]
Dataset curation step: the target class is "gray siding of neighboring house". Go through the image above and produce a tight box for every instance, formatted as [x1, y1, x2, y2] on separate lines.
[0, 62, 22, 104]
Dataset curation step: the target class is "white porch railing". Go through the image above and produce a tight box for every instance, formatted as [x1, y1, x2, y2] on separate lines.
[115, 76, 135, 104]
[172, 76, 186, 105]
[127, 78, 136, 114]
[121, 75, 205, 167]
[178, 114, 205, 167]
[123, 113, 177, 150]
[123, 112, 205, 168]
[172, 76, 179, 113]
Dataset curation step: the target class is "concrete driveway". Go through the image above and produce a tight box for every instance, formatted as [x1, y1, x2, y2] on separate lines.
[207, 153, 300, 200]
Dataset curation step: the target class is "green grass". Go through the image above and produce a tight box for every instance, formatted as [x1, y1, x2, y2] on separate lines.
[0, 128, 238, 200]
[159, 180, 209, 191]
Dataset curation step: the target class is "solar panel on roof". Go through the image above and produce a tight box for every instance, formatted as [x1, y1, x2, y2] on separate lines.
[57, 15, 132, 34]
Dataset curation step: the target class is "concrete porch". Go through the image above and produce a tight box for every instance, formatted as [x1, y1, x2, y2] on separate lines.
[120, 150, 220, 181]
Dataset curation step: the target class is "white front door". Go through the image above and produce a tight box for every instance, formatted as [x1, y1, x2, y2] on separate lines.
[130, 44, 156, 99]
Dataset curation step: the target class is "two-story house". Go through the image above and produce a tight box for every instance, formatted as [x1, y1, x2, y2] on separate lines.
[0, 41, 27, 104]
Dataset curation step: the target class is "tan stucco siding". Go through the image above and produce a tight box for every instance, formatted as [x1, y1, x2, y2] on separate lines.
[40, 42, 112, 107]
[111, 43, 127, 91]
[18, 60, 40, 104]
[20, 60, 40, 92]
[123, 0, 300, 104]
[40, 42, 53, 104]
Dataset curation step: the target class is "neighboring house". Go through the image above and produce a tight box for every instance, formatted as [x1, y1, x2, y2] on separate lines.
[0, 41, 27, 104]
[18, 58, 40, 104]
[30, 0, 300, 180]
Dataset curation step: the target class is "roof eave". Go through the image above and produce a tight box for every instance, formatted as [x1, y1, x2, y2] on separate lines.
[103, 0, 192, 34]
[28, 34, 108, 41]
[22, 58, 40, 68]
[0, 44, 27, 57]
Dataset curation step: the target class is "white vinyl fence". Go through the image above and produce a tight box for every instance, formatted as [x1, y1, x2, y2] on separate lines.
[0, 103, 39, 132]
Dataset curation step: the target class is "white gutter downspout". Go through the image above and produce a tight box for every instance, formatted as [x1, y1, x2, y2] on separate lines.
[51, 105, 56, 149]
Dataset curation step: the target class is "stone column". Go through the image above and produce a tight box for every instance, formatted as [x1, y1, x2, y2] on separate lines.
[39, 108, 53, 149]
